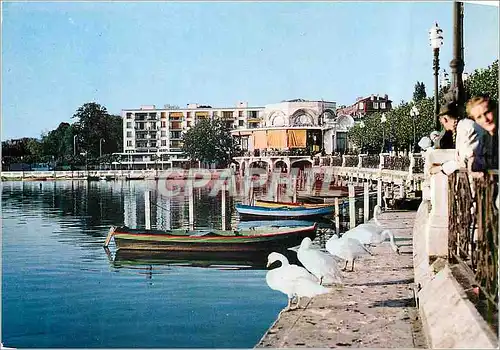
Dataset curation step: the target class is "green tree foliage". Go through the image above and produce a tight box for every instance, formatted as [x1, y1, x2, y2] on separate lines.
[182, 119, 239, 168]
[465, 59, 498, 102]
[349, 98, 436, 153]
[72, 102, 123, 160]
[413, 81, 427, 102]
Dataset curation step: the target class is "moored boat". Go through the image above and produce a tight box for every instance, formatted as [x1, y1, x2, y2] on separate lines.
[235, 203, 334, 219]
[254, 199, 334, 209]
[103, 224, 317, 252]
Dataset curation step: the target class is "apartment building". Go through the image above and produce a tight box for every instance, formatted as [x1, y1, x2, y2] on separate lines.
[116, 102, 265, 169]
[336, 94, 392, 120]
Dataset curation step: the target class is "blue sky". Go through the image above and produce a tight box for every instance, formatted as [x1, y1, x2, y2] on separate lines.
[2, 1, 498, 139]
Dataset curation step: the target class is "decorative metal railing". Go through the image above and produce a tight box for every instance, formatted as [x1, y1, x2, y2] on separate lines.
[384, 155, 411, 171]
[344, 155, 358, 168]
[413, 155, 424, 174]
[448, 170, 498, 323]
[331, 156, 342, 167]
[363, 155, 380, 169]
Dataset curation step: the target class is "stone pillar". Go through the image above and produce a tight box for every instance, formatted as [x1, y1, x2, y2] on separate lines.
[425, 149, 456, 260]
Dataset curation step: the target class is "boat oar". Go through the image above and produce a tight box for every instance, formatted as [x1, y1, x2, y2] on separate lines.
[103, 226, 116, 247]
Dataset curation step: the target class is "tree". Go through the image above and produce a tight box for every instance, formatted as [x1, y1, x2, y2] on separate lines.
[413, 81, 427, 102]
[72, 102, 123, 159]
[182, 119, 239, 168]
[465, 59, 498, 103]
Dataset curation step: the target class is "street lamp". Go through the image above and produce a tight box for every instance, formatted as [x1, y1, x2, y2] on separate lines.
[441, 69, 450, 88]
[410, 105, 420, 153]
[73, 135, 78, 156]
[99, 138, 105, 170]
[359, 121, 366, 153]
[380, 113, 387, 153]
[429, 22, 443, 130]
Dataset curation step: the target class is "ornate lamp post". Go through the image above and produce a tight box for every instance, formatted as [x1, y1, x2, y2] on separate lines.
[380, 113, 387, 153]
[359, 121, 366, 153]
[410, 106, 420, 152]
[448, 1, 465, 112]
[99, 138, 105, 170]
[441, 69, 450, 88]
[429, 22, 444, 130]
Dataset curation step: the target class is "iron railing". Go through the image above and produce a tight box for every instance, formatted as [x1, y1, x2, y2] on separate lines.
[331, 156, 342, 167]
[448, 170, 498, 324]
[344, 155, 358, 168]
[363, 155, 380, 169]
[383, 155, 411, 171]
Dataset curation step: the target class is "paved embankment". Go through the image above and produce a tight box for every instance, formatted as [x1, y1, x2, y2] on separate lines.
[256, 210, 427, 348]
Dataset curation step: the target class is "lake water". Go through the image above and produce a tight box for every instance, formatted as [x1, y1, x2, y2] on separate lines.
[1, 179, 372, 348]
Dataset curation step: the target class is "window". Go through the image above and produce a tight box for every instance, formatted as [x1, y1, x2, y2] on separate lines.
[187, 121, 192, 127]
[161, 140, 167, 146]
[161, 121, 166, 128]
[239, 120, 244, 126]
[373, 102, 379, 109]
[126, 113, 132, 119]
[126, 122, 132, 128]
[358, 102, 364, 110]
[380, 102, 386, 109]
[127, 140, 132, 147]
[126, 131, 132, 137]
[238, 111, 244, 118]
[161, 131, 166, 137]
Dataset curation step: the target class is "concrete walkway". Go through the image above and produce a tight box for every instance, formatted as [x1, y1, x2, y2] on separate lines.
[256, 210, 427, 348]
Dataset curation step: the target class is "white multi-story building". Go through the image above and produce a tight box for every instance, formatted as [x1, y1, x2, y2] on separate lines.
[115, 99, 354, 170]
[116, 102, 265, 169]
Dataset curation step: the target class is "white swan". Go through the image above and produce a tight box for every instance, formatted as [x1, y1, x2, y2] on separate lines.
[343, 205, 400, 254]
[325, 234, 373, 272]
[294, 237, 343, 286]
[266, 252, 330, 311]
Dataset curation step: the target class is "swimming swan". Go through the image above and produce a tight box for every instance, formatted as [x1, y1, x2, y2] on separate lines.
[266, 252, 330, 311]
[295, 237, 343, 286]
[325, 234, 373, 272]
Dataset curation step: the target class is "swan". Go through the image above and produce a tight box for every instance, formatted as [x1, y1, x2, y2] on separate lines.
[294, 237, 343, 286]
[266, 252, 330, 311]
[325, 234, 372, 272]
[343, 205, 400, 254]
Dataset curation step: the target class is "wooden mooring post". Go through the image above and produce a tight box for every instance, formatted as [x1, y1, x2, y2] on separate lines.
[377, 178, 383, 208]
[188, 179, 194, 230]
[292, 175, 297, 203]
[364, 182, 369, 223]
[334, 197, 340, 234]
[145, 190, 151, 230]
[221, 181, 227, 231]
[348, 184, 356, 229]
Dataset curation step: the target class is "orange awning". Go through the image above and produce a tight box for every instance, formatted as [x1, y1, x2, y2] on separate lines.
[267, 130, 287, 149]
[253, 130, 268, 149]
[287, 130, 306, 148]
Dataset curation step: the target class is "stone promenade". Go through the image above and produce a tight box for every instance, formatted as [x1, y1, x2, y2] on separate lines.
[256, 210, 427, 348]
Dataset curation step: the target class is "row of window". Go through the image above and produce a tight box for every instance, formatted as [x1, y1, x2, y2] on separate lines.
[126, 140, 183, 147]
[126, 119, 249, 130]
[357, 102, 387, 110]
[125, 110, 259, 119]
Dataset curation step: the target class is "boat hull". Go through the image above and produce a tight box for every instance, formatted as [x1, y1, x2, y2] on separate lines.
[235, 203, 334, 219]
[110, 225, 317, 252]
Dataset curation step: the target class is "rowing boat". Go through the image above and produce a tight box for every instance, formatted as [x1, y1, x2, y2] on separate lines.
[235, 203, 334, 219]
[103, 224, 317, 252]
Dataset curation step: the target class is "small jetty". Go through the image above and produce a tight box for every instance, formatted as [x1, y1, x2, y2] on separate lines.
[256, 210, 426, 348]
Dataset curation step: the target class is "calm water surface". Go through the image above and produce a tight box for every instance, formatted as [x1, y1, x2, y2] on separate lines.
[2, 179, 370, 348]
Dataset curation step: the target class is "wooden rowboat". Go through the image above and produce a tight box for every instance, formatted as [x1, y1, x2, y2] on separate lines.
[103, 224, 317, 252]
[254, 199, 334, 209]
[235, 203, 334, 219]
